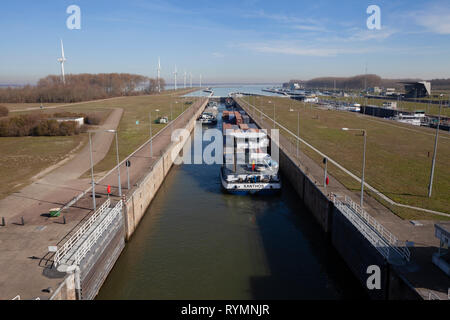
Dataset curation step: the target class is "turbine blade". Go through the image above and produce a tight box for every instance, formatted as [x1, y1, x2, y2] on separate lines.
[61, 39, 65, 59]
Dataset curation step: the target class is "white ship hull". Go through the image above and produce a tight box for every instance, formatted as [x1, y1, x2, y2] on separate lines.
[220, 170, 281, 194]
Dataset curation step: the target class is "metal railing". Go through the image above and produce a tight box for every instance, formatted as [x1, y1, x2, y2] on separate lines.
[54, 199, 111, 266]
[72, 200, 123, 266]
[333, 195, 410, 262]
[428, 291, 442, 300]
[333, 196, 390, 260]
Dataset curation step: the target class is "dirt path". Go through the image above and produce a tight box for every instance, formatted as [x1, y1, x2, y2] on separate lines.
[0, 108, 123, 220]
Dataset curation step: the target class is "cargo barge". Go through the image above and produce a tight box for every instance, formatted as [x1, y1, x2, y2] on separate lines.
[220, 108, 281, 194]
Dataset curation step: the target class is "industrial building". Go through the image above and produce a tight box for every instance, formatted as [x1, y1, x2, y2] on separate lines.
[401, 81, 431, 98]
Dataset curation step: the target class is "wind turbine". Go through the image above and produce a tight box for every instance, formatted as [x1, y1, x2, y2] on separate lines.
[157, 57, 161, 93]
[190, 72, 192, 88]
[173, 65, 178, 90]
[57, 39, 67, 85]
[200, 74, 202, 88]
[184, 70, 187, 89]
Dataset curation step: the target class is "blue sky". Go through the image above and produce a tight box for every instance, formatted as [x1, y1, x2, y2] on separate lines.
[0, 0, 449, 84]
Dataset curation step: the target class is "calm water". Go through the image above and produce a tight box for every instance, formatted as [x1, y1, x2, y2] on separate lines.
[183, 85, 295, 98]
[97, 104, 367, 300]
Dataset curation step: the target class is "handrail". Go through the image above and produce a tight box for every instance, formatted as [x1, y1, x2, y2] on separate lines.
[332, 195, 410, 262]
[54, 199, 111, 265]
[72, 200, 123, 265]
[343, 196, 410, 261]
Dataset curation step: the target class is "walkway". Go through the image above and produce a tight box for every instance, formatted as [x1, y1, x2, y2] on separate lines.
[0, 98, 205, 300]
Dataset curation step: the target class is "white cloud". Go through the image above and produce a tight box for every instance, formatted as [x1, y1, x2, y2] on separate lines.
[243, 9, 324, 27]
[413, 9, 450, 34]
[292, 25, 327, 32]
[343, 28, 397, 42]
[212, 52, 225, 58]
[236, 41, 373, 57]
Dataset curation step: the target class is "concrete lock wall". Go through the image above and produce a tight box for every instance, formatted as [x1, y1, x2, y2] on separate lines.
[122, 99, 207, 240]
[233, 99, 413, 300]
[51, 99, 207, 300]
[331, 206, 389, 300]
[79, 209, 125, 300]
[278, 148, 332, 232]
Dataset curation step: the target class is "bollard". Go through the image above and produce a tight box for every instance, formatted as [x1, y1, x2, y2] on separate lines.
[21, 217, 25, 226]
[1, 217, 5, 226]
[63, 216, 66, 224]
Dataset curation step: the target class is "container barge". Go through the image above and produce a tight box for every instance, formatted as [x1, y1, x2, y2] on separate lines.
[220, 108, 281, 194]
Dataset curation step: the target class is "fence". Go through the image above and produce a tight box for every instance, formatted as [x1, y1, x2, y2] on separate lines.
[54, 199, 123, 266]
[333, 195, 410, 262]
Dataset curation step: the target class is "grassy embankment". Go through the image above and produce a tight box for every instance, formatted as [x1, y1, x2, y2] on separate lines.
[78, 89, 200, 177]
[241, 95, 450, 220]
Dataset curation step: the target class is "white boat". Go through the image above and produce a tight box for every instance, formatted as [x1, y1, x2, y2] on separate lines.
[198, 107, 218, 125]
[221, 116, 281, 194]
[392, 111, 425, 126]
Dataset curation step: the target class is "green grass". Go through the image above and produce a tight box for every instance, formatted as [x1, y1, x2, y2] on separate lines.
[241, 96, 450, 220]
[0, 135, 86, 199]
[73, 89, 200, 176]
[0, 89, 198, 199]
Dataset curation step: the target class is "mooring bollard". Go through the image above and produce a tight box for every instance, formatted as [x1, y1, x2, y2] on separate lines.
[21, 217, 25, 226]
[1, 217, 5, 226]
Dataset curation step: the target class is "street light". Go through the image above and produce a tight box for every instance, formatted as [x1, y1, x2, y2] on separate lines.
[342, 127, 367, 208]
[88, 129, 122, 208]
[297, 109, 300, 159]
[105, 129, 122, 197]
[428, 94, 444, 198]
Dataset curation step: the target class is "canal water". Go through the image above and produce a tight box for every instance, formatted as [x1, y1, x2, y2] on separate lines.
[97, 104, 367, 300]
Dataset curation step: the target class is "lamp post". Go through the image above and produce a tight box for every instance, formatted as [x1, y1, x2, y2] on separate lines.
[342, 128, 367, 208]
[88, 129, 121, 203]
[297, 109, 300, 159]
[428, 94, 444, 198]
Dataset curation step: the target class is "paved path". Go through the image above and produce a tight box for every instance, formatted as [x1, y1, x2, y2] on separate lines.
[238, 98, 450, 300]
[0, 98, 205, 300]
[0, 108, 123, 221]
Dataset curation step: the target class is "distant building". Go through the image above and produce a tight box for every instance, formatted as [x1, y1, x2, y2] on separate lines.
[368, 87, 382, 94]
[383, 101, 397, 109]
[290, 82, 303, 90]
[384, 88, 397, 96]
[53, 117, 84, 127]
[400, 81, 431, 98]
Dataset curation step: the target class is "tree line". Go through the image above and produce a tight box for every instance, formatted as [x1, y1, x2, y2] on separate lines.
[0, 111, 102, 137]
[0, 73, 167, 103]
[285, 75, 450, 91]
